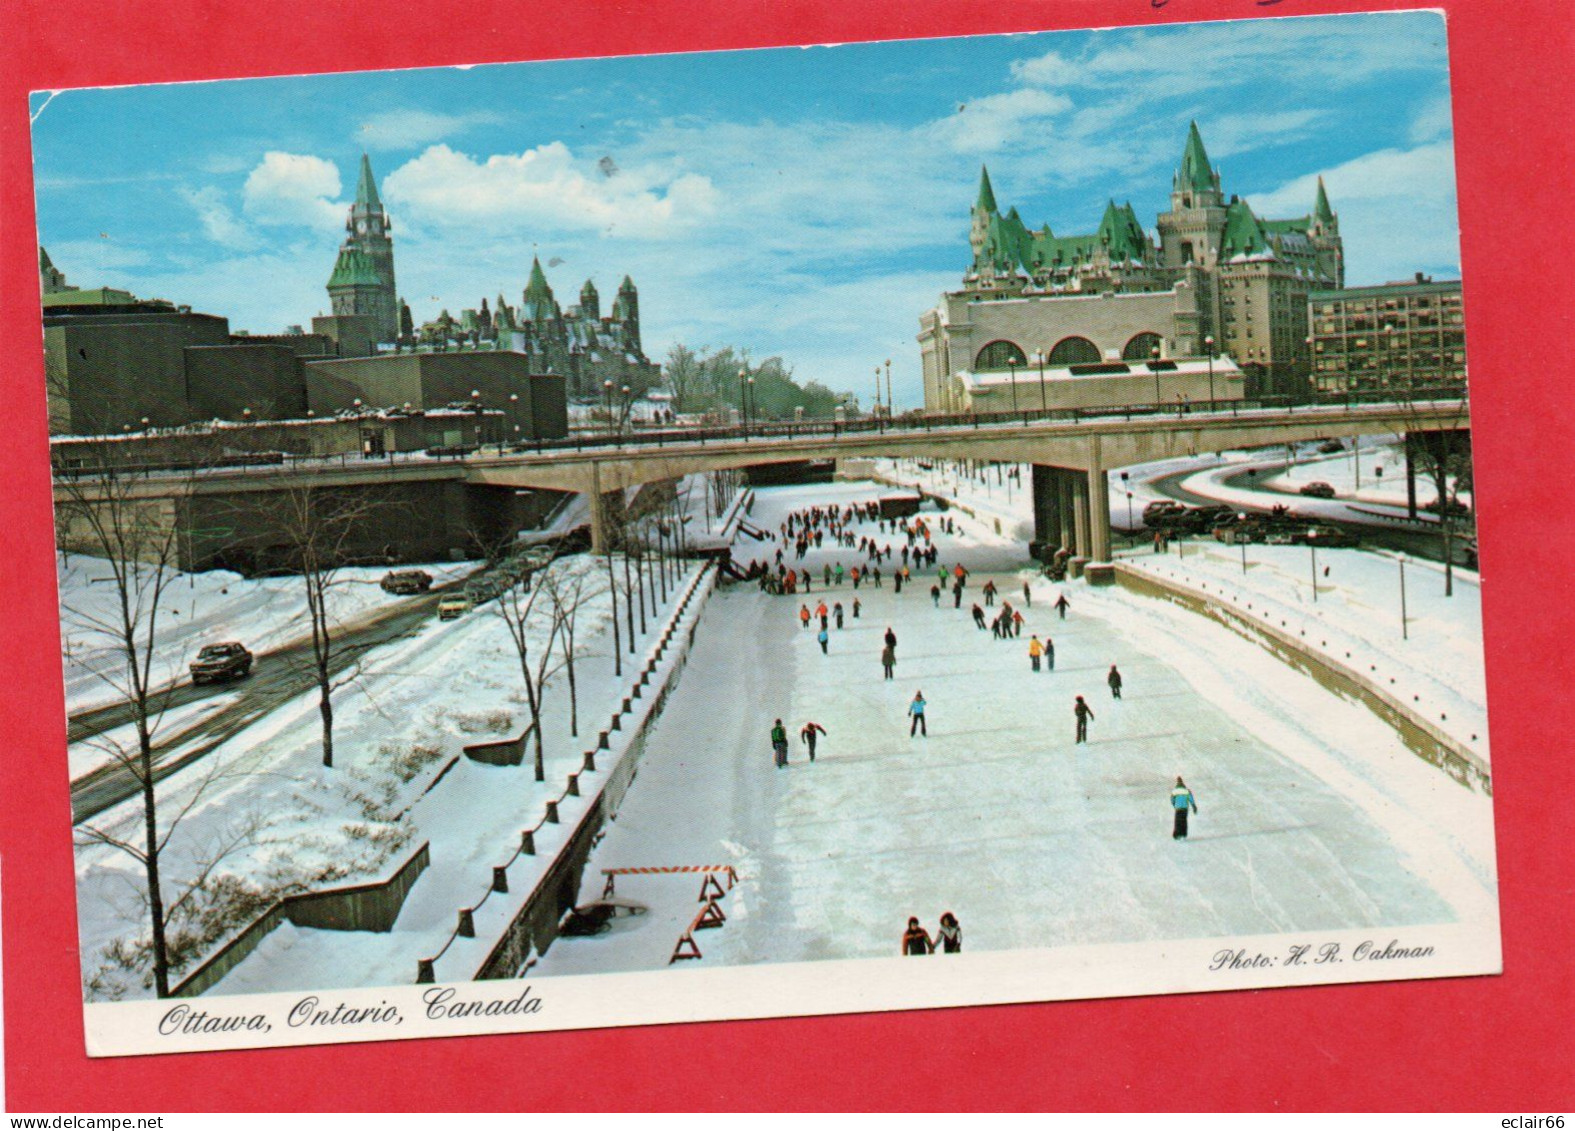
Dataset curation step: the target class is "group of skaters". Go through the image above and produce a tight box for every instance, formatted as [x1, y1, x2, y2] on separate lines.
[762, 492, 1205, 842]
[902, 912, 962, 955]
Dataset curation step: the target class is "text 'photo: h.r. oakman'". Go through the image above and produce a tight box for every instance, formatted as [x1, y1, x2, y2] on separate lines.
[30, 9, 1498, 1057]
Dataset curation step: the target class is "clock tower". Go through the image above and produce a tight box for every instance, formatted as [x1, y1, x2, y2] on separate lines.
[326, 153, 400, 345]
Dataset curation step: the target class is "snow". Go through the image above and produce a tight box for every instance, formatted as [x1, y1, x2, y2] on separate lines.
[57, 554, 476, 717]
[531, 479, 1495, 977]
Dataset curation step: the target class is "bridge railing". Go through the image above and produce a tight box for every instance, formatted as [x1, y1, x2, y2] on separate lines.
[50, 385, 1468, 482]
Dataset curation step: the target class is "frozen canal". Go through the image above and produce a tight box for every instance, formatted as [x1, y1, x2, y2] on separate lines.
[535, 481, 1497, 975]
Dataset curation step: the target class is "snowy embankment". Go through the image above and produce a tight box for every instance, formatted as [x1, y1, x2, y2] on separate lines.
[57, 555, 476, 716]
[532, 480, 1496, 977]
[879, 456, 1488, 759]
[75, 474, 742, 1000]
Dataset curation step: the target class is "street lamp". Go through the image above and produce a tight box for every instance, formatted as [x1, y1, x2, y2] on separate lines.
[621, 385, 632, 432]
[747, 376, 756, 433]
[1126, 490, 1134, 536]
[884, 358, 893, 416]
[1204, 334, 1216, 407]
[1151, 345, 1162, 407]
[603, 380, 614, 436]
[1034, 350, 1047, 415]
[1007, 357, 1019, 415]
[873, 366, 882, 419]
[1398, 552, 1409, 640]
[739, 368, 749, 436]
[1309, 541, 1318, 603]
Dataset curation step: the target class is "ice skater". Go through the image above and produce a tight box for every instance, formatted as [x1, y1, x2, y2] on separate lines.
[930, 584, 941, 607]
[908, 691, 928, 737]
[817, 627, 829, 655]
[1074, 695, 1094, 744]
[1171, 777, 1199, 839]
[1023, 580, 1032, 606]
[771, 719, 789, 768]
[881, 642, 896, 681]
[1108, 664, 1123, 699]
[936, 912, 962, 954]
[798, 604, 810, 629]
[884, 626, 898, 656]
[1029, 635, 1045, 672]
[834, 601, 845, 629]
[800, 721, 827, 762]
[1045, 636, 1055, 671]
[972, 603, 987, 630]
[852, 597, 862, 619]
[902, 917, 935, 956]
[1055, 593, 1071, 620]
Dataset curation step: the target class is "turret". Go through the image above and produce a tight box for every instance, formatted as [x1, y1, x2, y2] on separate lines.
[611, 275, 640, 352]
[1171, 121, 1223, 209]
[521, 256, 559, 324]
[579, 278, 600, 321]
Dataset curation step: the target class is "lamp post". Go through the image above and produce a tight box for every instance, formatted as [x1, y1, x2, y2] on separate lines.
[873, 366, 882, 420]
[1007, 357, 1019, 415]
[747, 376, 756, 434]
[884, 358, 893, 416]
[621, 385, 632, 433]
[738, 368, 749, 436]
[1034, 349, 1047, 415]
[1151, 345, 1162, 407]
[1398, 552, 1409, 640]
[1309, 542, 1318, 603]
[1126, 491, 1134, 537]
[603, 380, 614, 437]
[1204, 334, 1216, 407]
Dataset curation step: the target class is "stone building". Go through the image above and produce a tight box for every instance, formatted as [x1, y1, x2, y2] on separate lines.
[920, 122, 1344, 410]
[324, 155, 660, 401]
[1308, 274, 1466, 396]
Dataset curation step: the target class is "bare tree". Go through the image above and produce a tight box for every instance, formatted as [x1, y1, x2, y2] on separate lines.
[249, 485, 393, 767]
[1403, 394, 1473, 598]
[492, 560, 563, 782]
[539, 562, 602, 739]
[53, 426, 253, 997]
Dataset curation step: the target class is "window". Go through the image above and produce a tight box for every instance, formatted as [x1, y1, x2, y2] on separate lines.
[1122, 332, 1164, 361]
[1048, 336, 1101, 365]
[974, 339, 1027, 370]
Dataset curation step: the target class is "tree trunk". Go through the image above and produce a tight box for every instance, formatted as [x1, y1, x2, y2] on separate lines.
[566, 637, 578, 737]
[319, 669, 335, 768]
[606, 555, 622, 677]
[139, 726, 170, 997]
[626, 553, 638, 648]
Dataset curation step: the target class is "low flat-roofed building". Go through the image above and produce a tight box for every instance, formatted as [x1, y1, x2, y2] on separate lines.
[948, 353, 1245, 416]
[1308, 274, 1466, 395]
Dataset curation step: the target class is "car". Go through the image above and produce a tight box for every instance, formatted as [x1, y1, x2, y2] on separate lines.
[1318, 440, 1345, 455]
[380, 569, 433, 595]
[1422, 497, 1472, 518]
[1142, 500, 1186, 526]
[557, 898, 649, 937]
[190, 642, 252, 684]
[437, 595, 472, 620]
[1299, 481, 1337, 498]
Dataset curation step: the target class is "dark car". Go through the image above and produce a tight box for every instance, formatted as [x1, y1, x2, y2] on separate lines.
[190, 642, 252, 684]
[1299, 481, 1337, 498]
[557, 898, 649, 937]
[1143, 500, 1186, 526]
[381, 569, 433, 595]
[1318, 440, 1345, 455]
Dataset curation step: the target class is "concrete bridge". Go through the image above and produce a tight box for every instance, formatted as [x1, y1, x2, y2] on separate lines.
[55, 397, 1467, 565]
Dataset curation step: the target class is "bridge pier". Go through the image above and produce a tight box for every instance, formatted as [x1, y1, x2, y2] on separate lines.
[1030, 464, 1111, 566]
[1087, 466, 1111, 563]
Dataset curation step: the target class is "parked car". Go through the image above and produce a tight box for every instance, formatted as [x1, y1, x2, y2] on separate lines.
[1318, 440, 1345, 454]
[437, 595, 472, 621]
[190, 642, 252, 684]
[1299, 481, 1337, 498]
[557, 898, 649, 937]
[380, 569, 433, 595]
[1142, 500, 1186, 527]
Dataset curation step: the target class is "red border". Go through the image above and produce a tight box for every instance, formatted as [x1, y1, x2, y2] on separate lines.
[3, 0, 1572, 1112]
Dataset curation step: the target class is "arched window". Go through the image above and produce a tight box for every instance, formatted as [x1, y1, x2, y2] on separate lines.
[1122, 332, 1164, 361]
[1180, 240, 1195, 264]
[1047, 336, 1101, 366]
[974, 339, 1027, 370]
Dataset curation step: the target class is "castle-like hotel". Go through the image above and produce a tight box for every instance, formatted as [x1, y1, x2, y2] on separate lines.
[920, 122, 1345, 410]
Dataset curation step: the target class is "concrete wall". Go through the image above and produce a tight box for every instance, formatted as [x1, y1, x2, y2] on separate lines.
[184, 344, 307, 421]
[170, 841, 431, 999]
[1114, 563, 1490, 794]
[46, 313, 232, 432]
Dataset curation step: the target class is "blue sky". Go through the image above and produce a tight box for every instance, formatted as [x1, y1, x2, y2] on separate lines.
[30, 11, 1458, 407]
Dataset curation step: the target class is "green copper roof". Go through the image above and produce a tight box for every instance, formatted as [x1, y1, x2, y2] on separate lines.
[581, 278, 599, 297]
[1179, 121, 1216, 194]
[525, 257, 553, 301]
[327, 246, 382, 288]
[1220, 200, 1271, 259]
[39, 245, 54, 271]
[976, 166, 998, 214]
[1314, 176, 1334, 224]
[1095, 200, 1147, 261]
[354, 153, 382, 211]
[619, 275, 637, 292]
[41, 286, 138, 308]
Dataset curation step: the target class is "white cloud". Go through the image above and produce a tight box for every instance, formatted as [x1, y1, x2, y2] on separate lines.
[1247, 141, 1460, 282]
[928, 88, 1073, 154]
[1408, 93, 1455, 144]
[241, 152, 344, 230]
[179, 185, 258, 250]
[383, 142, 718, 239]
[356, 109, 502, 151]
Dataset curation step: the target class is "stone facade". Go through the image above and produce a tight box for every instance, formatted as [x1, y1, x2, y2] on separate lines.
[921, 122, 1344, 410]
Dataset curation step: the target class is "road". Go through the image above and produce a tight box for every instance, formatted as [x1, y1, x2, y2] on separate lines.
[68, 573, 475, 825]
[1149, 466, 1465, 565]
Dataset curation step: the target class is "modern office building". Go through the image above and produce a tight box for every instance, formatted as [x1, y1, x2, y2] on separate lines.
[1308, 274, 1466, 395]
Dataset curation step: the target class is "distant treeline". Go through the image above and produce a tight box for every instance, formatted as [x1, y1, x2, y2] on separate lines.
[661, 344, 853, 419]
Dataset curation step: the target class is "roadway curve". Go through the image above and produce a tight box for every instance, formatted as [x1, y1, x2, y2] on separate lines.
[1147, 461, 1465, 564]
[68, 573, 476, 825]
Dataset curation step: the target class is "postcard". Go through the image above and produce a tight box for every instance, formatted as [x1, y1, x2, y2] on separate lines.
[27, 8, 1500, 1060]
